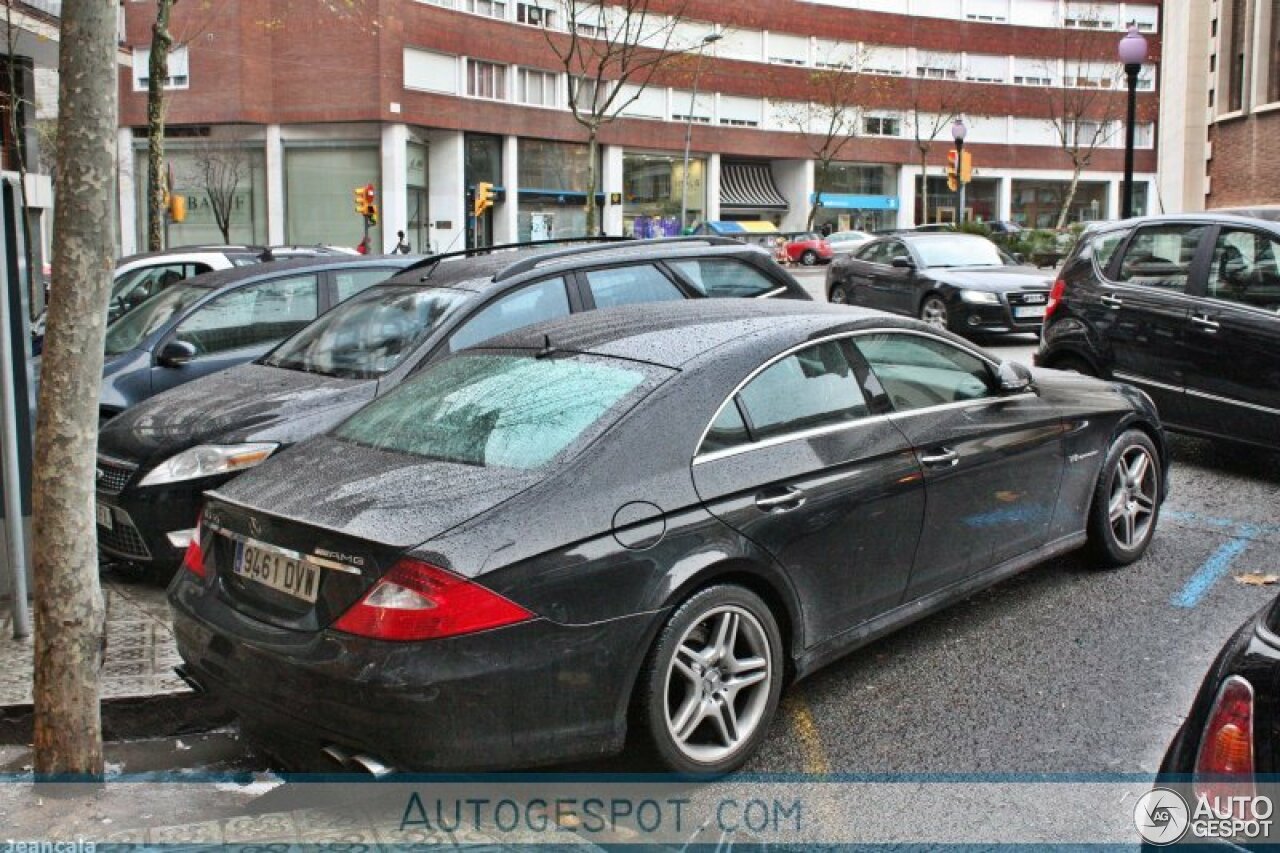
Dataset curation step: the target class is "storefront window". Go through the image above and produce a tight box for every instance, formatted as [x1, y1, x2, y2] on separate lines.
[465, 134, 502, 187]
[407, 140, 428, 254]
[622, 152, 706, 237]
[1011, 179, 1109, 228]
[518, 138, 591, 191]
[517, 138, 595, 241]
[284, 145, 380, 249]
[812, 164, 895, 233]
[134, 143, 268, 247]
[915, 176, 1000, 225]
[819, 164, 886, 196]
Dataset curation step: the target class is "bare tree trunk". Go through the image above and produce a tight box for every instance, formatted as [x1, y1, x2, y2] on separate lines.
[918, 147, 929, 225]
[1055, 164, 1083, 230]
[4, 2, 38, 315]
[146, 0, 176, 251]
[32, 0, 118, 778]
[585, 129, 599, 236]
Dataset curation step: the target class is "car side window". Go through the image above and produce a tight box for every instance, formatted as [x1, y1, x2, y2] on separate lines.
[735, 340, 869, 441]
[335, 268, 396, 302]
[448, 277, 570, 352]
[670, 258, 780, 298]
[1115, 224, 1209, 292]
[855, 242, 885, 264]
[700, 400, 752, 454]
[1089, 230, 1129, 273]
[584, 264, 685, 308]
[173, 274, 319, 355]
[883, 240, 908, 265]
[854, 333, 995, 412]
[1206, 228, 1280, 311]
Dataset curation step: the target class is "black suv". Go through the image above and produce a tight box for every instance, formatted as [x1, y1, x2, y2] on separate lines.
[96, 237, 810, 576]
[1037, 214, 1280, 450]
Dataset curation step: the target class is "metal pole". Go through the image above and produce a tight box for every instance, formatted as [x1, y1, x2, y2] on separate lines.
[1122, 63, 1139, 219]
[956, 139, 966, 225]
[0, 182, 30, 638]
[680, 43, 708, 234]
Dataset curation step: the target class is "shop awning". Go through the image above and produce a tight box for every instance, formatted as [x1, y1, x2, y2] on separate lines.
[720, 163, 790, 211]
[703, 221, 780, 235]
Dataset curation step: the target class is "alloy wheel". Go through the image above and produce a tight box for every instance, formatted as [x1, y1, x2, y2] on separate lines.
[1108, 445, 1157, 550]
[663, 605, 773, 764]
[801, 251, 818, 266]
[920, 296, 949, 330]
[830, 284, 849, 304]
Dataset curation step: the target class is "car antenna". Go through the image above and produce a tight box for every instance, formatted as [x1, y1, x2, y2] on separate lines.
[536, 334, 556, 359]
[417, 259, 442, 281]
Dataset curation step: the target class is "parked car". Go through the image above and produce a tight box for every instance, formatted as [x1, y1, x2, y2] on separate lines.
[780, 232, 835, 266]
[169, 299, 1167, 775]
[826, 230, 874, 254]
[1158, 594, 1280, 814]
[826, 232, 1054, 335]
[1036, 213, 1280, 451]
[95, 254, 415, 422]
[31, 244, 354, 355]
[96, 238, 810, 575]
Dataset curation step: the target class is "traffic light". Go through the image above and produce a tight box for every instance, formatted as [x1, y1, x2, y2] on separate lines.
[367, 203, 378, 227]
[354, 186, 368, 216]
[946, 149, 958, 192]
[959, 150, 973, 184]
[170, 194, 187, 223]
[473, 182, 495, 218]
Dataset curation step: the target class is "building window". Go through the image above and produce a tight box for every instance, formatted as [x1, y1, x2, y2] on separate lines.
[1014, 74, 1053, 86]
[916, 65, 958, 80]
[863, 116, 900, 136]
[516, 2, 554, 26]
[517, 68, 559, 107]
[132, 45, 189, 91]
[465, 0, 506, 18]
[1225, 0, 1249, 112]
[1269, 0, 1280, 103]
[468, 60, 508, 100]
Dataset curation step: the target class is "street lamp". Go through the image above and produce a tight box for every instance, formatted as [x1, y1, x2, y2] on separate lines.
[680, 32, 721, 234]
[1118, 24, 1148, 219]
[951, 118, 967, 225]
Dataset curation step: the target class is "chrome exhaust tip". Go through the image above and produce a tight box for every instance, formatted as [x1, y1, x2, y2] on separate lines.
[320, 744, 352, 769]
[348, 753, 394, 778]
[173, 664, 205, 694]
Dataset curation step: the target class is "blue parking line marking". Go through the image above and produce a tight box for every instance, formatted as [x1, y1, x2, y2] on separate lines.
[1172, 534, 1255, 609]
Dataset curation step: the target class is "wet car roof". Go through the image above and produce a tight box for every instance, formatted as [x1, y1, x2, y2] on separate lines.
[172, 255, 415, 291]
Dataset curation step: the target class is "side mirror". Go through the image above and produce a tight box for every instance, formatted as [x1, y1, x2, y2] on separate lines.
[891, 255, 915, 269]
[157, 339, 198, 368]
[996, 360, 1034, 394]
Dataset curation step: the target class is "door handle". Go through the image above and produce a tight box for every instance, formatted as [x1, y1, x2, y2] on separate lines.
[1100, 294, 1124, 310]
[1191, 313, 1220, 333]
[920, 448, 959, 468]
[754, 487, 807, 512]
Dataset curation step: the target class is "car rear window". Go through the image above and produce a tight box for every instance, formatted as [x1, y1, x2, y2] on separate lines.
[334, 353, 662, 469]
[104, 284, 207, 356]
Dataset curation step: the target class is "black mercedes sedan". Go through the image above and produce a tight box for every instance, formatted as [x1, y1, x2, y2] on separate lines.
[169, 299, 1168, 775]
[97, 238, 807, 575]
[826, 233, 1053, 335]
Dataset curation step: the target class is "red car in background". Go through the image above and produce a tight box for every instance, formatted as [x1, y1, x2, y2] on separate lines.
[778, 232, 835, 266]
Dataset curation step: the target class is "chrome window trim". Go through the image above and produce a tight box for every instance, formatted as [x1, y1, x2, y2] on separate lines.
[203, 517, 363, 574]
[1186, 387, 1280, 416]
[756, 286, 788, 299]
[692, 327, 1002, 463]
[1111, 371, 1183, 394]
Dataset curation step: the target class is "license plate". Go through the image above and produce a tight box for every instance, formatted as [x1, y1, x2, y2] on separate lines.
[234, 542, 320, 603]
[96, 504, 113, 530]
[1014, 305, 1047, 319]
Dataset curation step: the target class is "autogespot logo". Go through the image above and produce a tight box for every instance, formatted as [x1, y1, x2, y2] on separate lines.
[1135, 788, 1190, 845]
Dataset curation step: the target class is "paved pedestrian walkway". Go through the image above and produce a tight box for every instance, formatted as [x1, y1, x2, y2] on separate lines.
[0, 569, 188, 707]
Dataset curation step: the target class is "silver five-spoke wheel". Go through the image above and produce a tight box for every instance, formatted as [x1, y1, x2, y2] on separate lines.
[1107, 445, 1156, 549]
[663, 605, 773, 764]
[920, 295, 949, 330]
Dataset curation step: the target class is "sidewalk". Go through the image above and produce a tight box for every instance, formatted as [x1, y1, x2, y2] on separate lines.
[0, 569, 189, 708]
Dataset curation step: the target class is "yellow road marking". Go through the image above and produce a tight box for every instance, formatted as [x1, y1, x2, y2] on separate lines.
[782, 690, 830, 775]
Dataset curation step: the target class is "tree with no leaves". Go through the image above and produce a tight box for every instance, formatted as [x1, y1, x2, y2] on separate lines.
[543, 0, 694, 236]
[145, 0, 177, 251]
[33, 0, 119, 777]
[191, 137, 249, 243]
[904, 52, 974, 226]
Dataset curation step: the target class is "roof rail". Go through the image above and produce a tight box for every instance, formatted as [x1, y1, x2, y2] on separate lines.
[403, 236, 632, 279]
[491, 236, 744, 282]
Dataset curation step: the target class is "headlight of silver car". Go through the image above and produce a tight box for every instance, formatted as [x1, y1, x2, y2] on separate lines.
[959, 290, 1001, 304]
[139, 443, 279, 487]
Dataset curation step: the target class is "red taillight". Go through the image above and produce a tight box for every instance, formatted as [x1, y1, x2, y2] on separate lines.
[181, 513, 206, 578]
[1194, 675, 1256, 813]
[1044, 279, 1067, 322]
[332, 558, 534, 642]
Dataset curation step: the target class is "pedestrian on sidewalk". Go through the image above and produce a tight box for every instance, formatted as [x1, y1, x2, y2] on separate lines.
[390, 230, 411, 254]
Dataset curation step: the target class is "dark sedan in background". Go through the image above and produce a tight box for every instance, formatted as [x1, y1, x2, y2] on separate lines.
[170, 299, 1166, 775]
[97, 238, 808, 575]
[826, 233, 1053, 335]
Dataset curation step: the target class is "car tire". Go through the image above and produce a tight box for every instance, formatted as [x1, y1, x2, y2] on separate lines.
[1086, 428, 1162, 568]
[637, 584, 784, 776]
[800, 250, 818, 266]
[829, 283, 850, 304]
[919, 294, 950, 331]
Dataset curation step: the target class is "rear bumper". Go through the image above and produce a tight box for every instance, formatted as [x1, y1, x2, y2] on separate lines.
[169, 571, 659, 771]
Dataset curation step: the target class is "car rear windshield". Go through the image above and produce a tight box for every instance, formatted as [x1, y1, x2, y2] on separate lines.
[334, 353, 659, 469]
[914, 236, 1006, 268]
[263, 285, 469, 379]
[104, 284, 207, 356]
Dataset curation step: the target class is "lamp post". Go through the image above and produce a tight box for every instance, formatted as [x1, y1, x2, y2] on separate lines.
[681, 32, 721, 234]
[951, 118, 967, 225]
[1118, 24, 1148, 219]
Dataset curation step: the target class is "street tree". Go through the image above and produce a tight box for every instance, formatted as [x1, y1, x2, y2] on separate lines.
[904, 52, 974, 226]
[191, 136, 250, 243]
[544, 0, 694, 236]
[2, 0, 44, 314]
[32, 0, 118, 777]
[1042, 10, 1126, 228]
[145, 0, 177, 251]
[776, 45, 869, 230]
